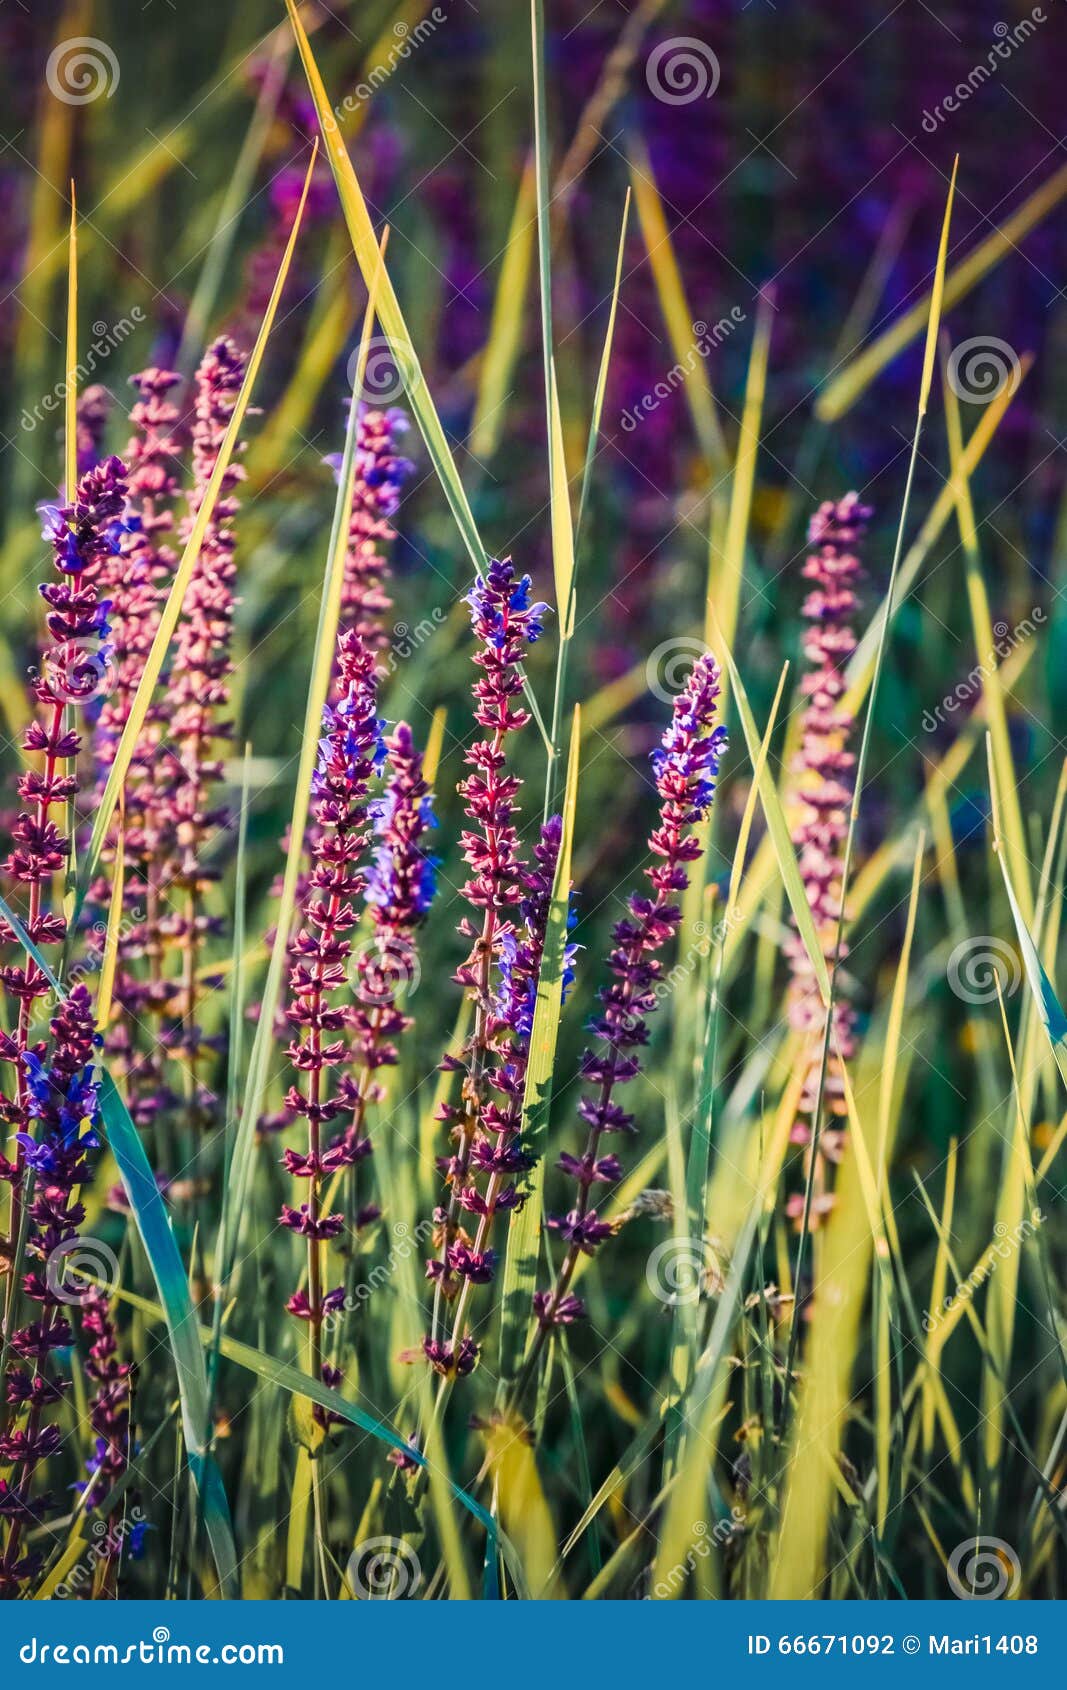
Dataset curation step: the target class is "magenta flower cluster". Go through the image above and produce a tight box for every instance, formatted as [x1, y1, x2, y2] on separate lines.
[785, 492, 870, 1223]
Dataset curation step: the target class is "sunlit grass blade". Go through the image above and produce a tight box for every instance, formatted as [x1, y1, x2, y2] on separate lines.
[576, 188, 630, 536]
[77, 149, 319, 918]
[64, 186, 77, 500]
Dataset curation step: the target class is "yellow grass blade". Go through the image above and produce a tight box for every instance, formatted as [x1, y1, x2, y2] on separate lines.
[919, 158, 957, 417]
[548, 359, 576, 640]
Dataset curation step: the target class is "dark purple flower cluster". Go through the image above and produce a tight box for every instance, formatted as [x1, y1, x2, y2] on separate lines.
[324, 405, 414, 669]
[79, 1287, 132, 1518]
[0, 986, 100, 1595]
[785, 493, 870, 1226]
[75, 384, 111, 477]
[535, 654, 727, 1330]
[281, 628, 381, 1370]
[422, 558, 547, 1377]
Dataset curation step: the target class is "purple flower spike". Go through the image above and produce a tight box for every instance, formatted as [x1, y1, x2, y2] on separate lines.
[535, 653, 726, 1332]
[422, 559, 548, 1369]
[785, 492, 871, 1224]
[282, 628, 381, 1383]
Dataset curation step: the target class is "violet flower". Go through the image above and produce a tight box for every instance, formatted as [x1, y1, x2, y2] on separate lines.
[323, 404, 414, 672]
[0, 986, 101, 1594]
[75, 384, 111, 477]
[534, 653, 727, 1332]
[346, 723, 437, 1229]
[0, 458, 126, 1287]
[422, 558, 546, 1377]
[784, 493, 870, 1226]
[280, 628, 381, 1386]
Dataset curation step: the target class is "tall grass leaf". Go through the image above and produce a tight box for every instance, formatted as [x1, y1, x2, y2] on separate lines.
[576, 188, 630, 536]
[548, 359, 576, 640]
[98, 1073, 237, 1597]
[284, 0, 488, 574]
[64, 188, 77, 500]
[497, 706, 581, 1391]
[78, 149, 319, 918]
